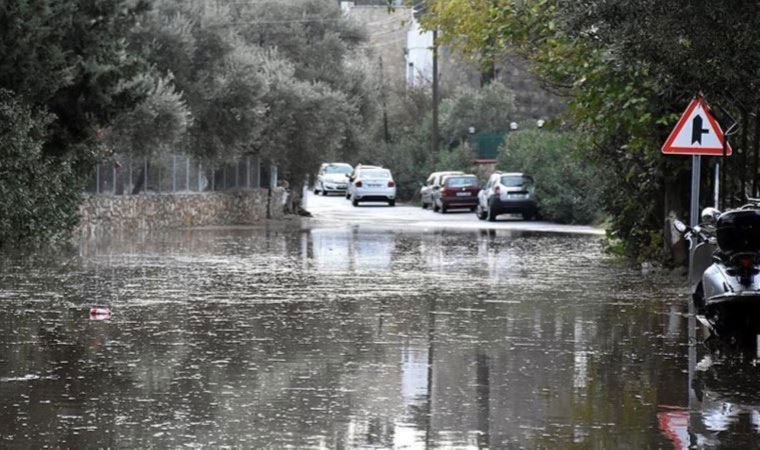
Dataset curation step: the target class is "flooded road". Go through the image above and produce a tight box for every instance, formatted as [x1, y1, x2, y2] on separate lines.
[0, 222, 757, 448]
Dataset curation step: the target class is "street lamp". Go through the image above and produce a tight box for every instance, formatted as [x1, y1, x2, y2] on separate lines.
[467, 126, 476, 150]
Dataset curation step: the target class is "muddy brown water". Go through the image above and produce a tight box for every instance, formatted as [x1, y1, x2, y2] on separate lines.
[0, 224, 757, 448]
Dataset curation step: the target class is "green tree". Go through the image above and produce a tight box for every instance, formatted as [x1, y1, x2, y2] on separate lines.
[0, 91, 80, 246]
[421, 0, 757, 259]
[106, 74, 192, 158]
[439, 81, 515, 147]
[0, 0, 151, 245]
[499, 129, 605, 224]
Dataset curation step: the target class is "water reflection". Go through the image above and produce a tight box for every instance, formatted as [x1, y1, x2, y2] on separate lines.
[675, 334, 760, 449]
[0, 224, 704, 447]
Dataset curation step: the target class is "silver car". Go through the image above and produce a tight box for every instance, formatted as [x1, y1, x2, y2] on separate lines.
[315, 163, 353, 195]
[347, 166, 396, 206]
[476, 172, 537, 221]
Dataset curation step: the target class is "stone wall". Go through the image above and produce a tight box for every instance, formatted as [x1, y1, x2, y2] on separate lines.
[76, 188, 286, 238]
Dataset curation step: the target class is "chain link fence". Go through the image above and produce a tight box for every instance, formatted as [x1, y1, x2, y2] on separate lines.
[85, 153, 278, 195]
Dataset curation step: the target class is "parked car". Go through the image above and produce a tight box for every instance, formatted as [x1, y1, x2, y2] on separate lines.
[347, 166, 396, 206]
[420, 171, 464, 209]
[431, 174, 480, 213]
[476, 172, 537, 221]
[314, 162, 352, 195]
[345, 164, 382, 199]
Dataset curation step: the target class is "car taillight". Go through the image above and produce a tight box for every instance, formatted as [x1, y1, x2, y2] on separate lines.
[737, 255, 754, 269]
[388, 181, 395, 187]
[494, 185, 501, 195]
[355, 181, 362, 188]
[441, 188, 451, 197]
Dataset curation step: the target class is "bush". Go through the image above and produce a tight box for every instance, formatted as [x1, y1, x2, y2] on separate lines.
[498, 129, 605, 224]
[0, 91, 83, 247]
[434, 146, 475, 173]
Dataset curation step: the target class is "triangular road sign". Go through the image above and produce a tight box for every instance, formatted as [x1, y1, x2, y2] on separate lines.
[662, 96, 732, 156]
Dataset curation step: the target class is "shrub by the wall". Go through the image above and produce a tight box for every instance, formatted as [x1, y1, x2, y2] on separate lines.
[498, 129, 605, 224]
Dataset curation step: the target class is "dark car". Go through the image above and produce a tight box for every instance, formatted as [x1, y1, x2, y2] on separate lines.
[420, 171, 464, 209]
[431, 174, 481, 213]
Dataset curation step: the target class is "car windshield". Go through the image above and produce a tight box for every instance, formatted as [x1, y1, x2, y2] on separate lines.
[445, 177, 478, 187]
[325, 165, 352, 174]
[500, 175, 533, 187]
[362, 170, 390, 179]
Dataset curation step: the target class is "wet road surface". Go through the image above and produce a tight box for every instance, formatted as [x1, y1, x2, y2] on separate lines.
[1, 218, 759, 448]
[303, 191, 604, 236]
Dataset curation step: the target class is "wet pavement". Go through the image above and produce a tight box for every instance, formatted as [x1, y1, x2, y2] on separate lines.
[1, 216, 759, 448]
[303, 191, 605, 236]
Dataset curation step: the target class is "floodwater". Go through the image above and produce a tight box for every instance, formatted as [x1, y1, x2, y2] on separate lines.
[0, 223, 757, 448]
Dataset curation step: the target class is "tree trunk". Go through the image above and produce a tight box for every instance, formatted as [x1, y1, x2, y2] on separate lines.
[131, 164, 147, 194]
[284, 180, 309, 216]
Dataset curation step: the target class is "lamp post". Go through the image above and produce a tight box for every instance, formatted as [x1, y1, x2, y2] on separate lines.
[467, 126, 477, 153]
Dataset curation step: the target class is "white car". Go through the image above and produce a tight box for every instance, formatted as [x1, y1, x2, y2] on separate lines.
[347, 166, 396, 206]
[314, 163, 353, 196]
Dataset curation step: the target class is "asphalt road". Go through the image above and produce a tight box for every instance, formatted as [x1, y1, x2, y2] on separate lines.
[303, 190, 605, 235]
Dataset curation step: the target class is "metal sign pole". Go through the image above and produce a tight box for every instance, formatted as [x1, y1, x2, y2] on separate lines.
[688, 153, 701, 422]
[690, 155, 701, 228]
[714, 162, 720, 208]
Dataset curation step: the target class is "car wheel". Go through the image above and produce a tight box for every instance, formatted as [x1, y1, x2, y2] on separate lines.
[314, 188, 319, 195]
[388, 199, 395, 207]
[352, 197, 359, 207]
[487, 205, 497, 222]
[321, 189, 328, 196]
[421, 202, 428, 209]
[440, 203, 447, 214]
[433, 201, 440, 213]
[346, 193, 351, 200]
[522, 211, 535, 221]
[476, 205, 487, 220]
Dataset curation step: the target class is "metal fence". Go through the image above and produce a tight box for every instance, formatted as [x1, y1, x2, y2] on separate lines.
[85, 153, 278, 195]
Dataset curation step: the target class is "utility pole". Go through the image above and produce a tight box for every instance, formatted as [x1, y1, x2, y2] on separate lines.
[379, 56, 390, 143]
[431, 27, 439, 155]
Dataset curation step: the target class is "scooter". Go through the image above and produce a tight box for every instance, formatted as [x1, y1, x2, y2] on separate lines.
[674, 199, 760, 338]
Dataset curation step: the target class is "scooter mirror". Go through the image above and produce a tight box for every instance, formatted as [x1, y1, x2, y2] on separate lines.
[673, 220, 689, 235]
[700, 207, 721, 226]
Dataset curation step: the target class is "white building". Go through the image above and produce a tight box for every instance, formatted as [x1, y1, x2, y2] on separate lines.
[404, 12, 434, 86]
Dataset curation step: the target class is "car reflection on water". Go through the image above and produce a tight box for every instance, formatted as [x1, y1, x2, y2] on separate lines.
[1, 224, 758, 448]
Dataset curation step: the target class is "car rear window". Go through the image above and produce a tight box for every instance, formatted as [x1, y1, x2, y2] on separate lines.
[500, 176, 533, 187]
[325, 165, 352, 174]
[445, 177, 478, 187]
[362, 170, 390, 179]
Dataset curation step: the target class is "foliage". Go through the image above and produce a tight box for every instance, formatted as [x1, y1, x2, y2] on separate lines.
[439, 81, 515, 147]
[435, 146, 475, 174]
[0, 0, 151, 164]
[363, 80, 518, 200]
[106, 75, 192, 157]
[129, 0, 375, 210]
[0, 0, 152, 245]
[421, 0, 760, 259]
[498, 129, 604, 224]
[0, 91, 81, 246]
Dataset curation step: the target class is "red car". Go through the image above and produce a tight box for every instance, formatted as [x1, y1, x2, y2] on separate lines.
[432, 174, 481, 213]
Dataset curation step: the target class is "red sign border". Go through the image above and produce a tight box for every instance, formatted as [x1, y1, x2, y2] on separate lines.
[661, 96, 732, 156]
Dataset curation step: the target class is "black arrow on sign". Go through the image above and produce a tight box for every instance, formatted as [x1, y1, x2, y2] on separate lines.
[691, 115, 709, 145]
